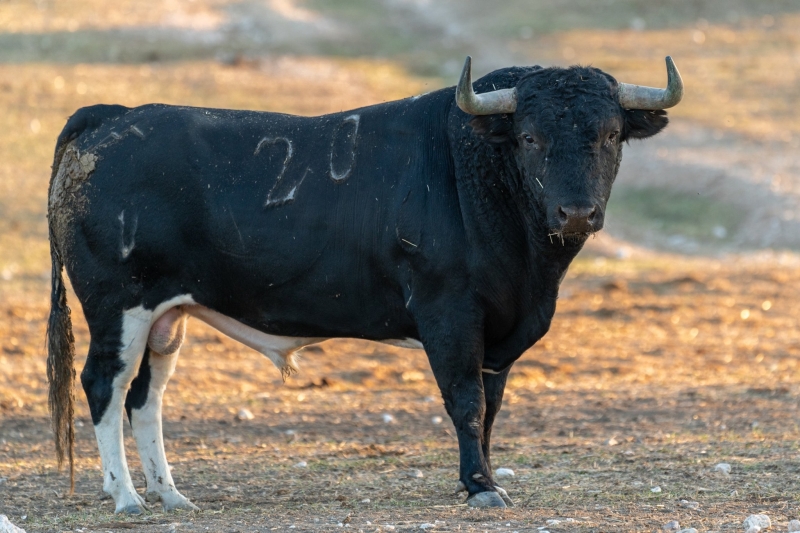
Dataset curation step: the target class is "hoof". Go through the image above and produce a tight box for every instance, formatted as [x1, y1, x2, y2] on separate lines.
[116, 503, 146, 515]
[494, 486, 514, 507]
[164, 499, 200, 512]
[454, 481, 467, 494]
[162, 494, 200, 512]
[467, 491, 507, 508]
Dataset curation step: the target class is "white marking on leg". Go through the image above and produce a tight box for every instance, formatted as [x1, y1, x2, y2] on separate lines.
[184, 305, 324, 379]
[94, 295, 195, 514]
[95, 305, 152, 513]
[130, 341, 198, 511]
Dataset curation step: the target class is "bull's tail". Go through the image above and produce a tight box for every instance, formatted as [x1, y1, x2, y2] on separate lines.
[46, 229, 77, 492]
[46, 104, 130, 492]
[46, 134, 77, 493]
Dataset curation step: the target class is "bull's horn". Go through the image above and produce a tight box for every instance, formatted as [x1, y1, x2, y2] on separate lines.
[456, 56, 517, 115]
[617, 56, 684, 110]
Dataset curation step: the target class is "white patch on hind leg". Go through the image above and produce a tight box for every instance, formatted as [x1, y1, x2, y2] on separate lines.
[94, 305, 152, 513]
[93, 295, 196, 514]
[130, 346, 198, 511]
[184, 305, 325, 378]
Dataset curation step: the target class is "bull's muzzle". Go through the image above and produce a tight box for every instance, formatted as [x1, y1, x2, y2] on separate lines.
[554, 204, 601, 235]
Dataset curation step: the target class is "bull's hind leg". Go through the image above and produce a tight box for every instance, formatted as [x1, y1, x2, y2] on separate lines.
[126, 307, 198, 511]
[81, 306, 152, 514]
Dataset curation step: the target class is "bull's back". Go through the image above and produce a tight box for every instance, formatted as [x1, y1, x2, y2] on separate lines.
[61, 95, 455, 338]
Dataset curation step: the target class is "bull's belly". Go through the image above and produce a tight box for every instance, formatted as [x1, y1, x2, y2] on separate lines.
[148, 298, 423, 378]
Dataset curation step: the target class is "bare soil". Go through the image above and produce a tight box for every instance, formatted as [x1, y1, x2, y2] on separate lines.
[2, 254, 800, 532]
[1, 2, 800, 532]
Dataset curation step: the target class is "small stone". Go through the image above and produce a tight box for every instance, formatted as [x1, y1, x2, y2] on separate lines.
[607, 437, 619, 446]
[679, 499, 700, 510]
[745, 528, 761, 533]
[293, 461, 307, 468]
[744, 515, 771, 530]
[546, 519, 561, 526]
[407, 469, 424, 478]
[663, 520, 680, 531]
[382, 413, 395, 423]
[361, 498, 370, 503]
[677, 529, 698, 533]
[0, 515, 26, 533]
[431, 416, 443, 425]
[651, 486, 662, 493]
[236, 408, 254, 420]
[420, 524, 435, 530]
[495, 468, 515, 478]
[788, 519, 800, 532]
[713, 462, 731, 475]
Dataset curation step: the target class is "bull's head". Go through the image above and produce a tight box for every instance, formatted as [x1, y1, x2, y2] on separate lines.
[457, 56, 683, 240]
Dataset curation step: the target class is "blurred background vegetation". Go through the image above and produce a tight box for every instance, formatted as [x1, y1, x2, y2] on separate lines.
[2, 0, 800, 279]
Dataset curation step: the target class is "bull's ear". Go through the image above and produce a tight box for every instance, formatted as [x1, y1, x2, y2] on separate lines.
[622, 109, 669, 140]
[469, 114, 515, 144]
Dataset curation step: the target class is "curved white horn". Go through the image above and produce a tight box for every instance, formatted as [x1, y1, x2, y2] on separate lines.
[456, 56, 517, 115]
[617, 56, 684, 110]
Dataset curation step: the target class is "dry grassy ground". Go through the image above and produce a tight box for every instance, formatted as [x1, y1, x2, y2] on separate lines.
[2, 254, 800, 532]
[1, 2, 800, 532]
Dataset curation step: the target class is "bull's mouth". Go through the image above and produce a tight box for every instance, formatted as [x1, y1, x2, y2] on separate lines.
[547, 229, 597, 244]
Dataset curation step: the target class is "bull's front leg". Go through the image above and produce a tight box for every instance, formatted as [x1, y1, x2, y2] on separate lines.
[418, 309, 507, 508]
[482, 367, 514, 506]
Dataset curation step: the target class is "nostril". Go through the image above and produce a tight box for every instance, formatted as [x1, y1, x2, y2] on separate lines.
[587, 206, 598, 223]
[557, 206, 569, 223]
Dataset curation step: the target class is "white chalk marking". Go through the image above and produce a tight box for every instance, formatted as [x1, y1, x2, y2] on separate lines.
[129, 125, 145, 139]
[266, 167, 311, 207]
[256, 137, 306, 207]
[118, 210, 138, 260]
[330, 115, 360, 182]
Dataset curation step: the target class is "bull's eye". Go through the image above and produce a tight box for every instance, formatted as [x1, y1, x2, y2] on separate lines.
[606, 130, 619, 145]
[521, 133, 539, 149]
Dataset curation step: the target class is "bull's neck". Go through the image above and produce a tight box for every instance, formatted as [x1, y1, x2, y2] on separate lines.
[448, 125, 584, 295]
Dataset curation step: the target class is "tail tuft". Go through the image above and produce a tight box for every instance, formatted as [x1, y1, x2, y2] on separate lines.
[46, 251, 76, 492]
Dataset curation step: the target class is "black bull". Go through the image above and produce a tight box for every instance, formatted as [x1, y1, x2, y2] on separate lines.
[47, 58, 682, 511]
